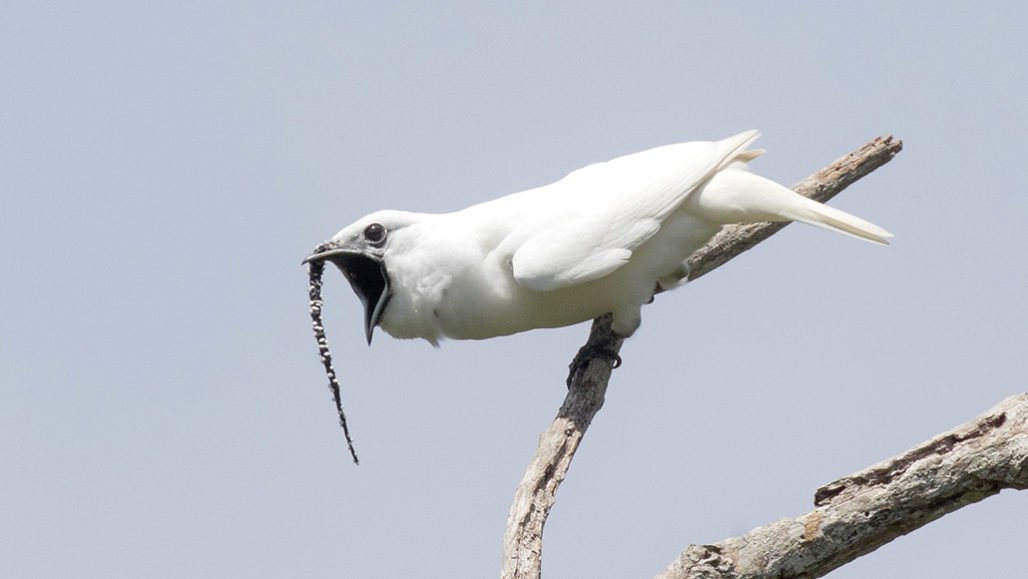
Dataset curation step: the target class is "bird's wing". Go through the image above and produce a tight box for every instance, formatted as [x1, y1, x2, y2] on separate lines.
[510, 130, 760, 291]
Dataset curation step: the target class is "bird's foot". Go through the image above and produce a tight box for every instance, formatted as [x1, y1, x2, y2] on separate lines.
[566, 344, 622, 388]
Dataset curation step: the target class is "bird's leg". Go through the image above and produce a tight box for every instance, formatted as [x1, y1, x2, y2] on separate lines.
[566, 344, 622, 388]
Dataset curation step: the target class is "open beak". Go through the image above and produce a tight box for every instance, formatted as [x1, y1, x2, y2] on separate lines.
[303, 244, 390, 344]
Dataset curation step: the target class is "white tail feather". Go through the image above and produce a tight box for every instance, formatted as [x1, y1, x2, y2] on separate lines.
[684, 168, 893, 245]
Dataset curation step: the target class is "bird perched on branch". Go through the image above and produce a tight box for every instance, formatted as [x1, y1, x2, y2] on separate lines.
[305, 131, 891, 348]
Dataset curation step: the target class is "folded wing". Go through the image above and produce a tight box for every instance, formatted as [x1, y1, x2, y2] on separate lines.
[511, 130, 761, 291]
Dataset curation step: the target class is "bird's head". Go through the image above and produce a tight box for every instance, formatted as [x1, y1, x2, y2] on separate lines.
[303, 210, 420, 344]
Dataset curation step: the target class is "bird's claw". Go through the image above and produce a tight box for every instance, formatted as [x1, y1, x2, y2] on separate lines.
[566, 344, 622, 387]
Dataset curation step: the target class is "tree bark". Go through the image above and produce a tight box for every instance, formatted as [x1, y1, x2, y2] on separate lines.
[501, 136, 906, 579]
[656, 393, 1028, 579]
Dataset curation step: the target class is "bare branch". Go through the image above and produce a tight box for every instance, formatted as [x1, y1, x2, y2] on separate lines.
[501, 136, 904, 579]
[656, 393, 1028, 579]
[502, 314, 623, 579]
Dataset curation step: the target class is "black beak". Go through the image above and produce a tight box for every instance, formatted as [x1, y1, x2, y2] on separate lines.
[303, 246, 390, 344]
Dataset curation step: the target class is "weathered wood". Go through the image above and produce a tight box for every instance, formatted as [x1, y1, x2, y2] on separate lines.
[655, 393, 1028, 579]
[501, 136, 904, 579]
[501, 315, 622, 579]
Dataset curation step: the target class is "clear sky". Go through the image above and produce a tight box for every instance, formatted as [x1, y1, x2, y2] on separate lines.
[4, 2, 1026, 578]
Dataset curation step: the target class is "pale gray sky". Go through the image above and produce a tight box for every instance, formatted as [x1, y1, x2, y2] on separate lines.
[3, 2, 1026, 578]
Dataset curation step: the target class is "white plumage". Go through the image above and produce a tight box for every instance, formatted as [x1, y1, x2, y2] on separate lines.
[306, 131, 891, 345]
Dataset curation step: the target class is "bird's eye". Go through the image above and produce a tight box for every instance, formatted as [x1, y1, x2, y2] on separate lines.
[363, 222, 387, 245]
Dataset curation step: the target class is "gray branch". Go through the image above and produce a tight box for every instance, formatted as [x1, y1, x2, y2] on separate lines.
[656, 393, 1028, 579]
[501, 136, 906, 579]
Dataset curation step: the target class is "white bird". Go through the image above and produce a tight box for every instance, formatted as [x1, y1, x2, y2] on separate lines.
[305, 131, 891, 348]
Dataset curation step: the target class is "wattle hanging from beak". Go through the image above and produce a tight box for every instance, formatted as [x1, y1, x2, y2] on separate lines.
[303, 244, 391, 344]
